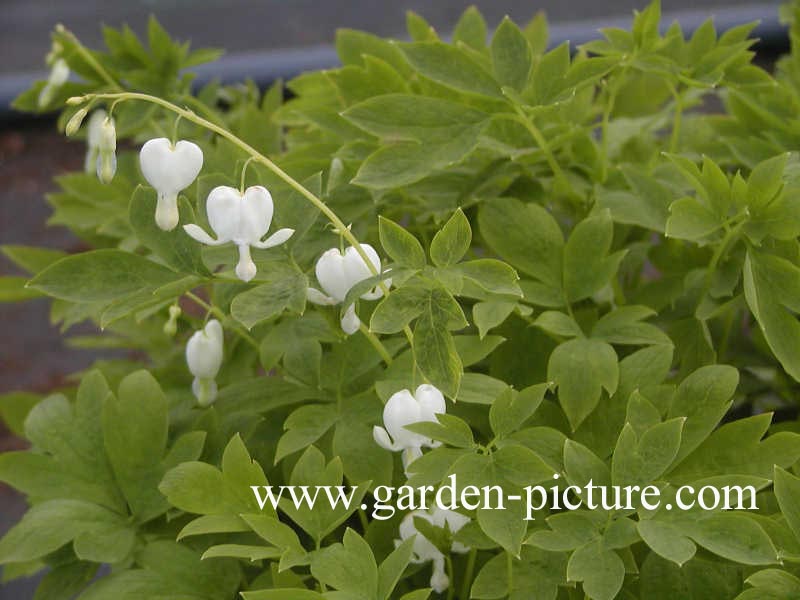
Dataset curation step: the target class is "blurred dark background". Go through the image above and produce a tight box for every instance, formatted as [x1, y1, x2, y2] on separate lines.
[0, 1, 786, 597]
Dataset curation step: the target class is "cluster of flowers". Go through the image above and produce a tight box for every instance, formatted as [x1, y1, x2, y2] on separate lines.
[73, 108, 467, 593]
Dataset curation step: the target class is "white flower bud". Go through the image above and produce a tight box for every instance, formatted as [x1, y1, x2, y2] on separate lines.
[306, 244, 391, 335]
[65, 107, 88, 137]
[38, 58, 70, 108]
[186, 319, 224, 406]
[183, 185, 294, 282]
[373, 384, 446, 472]
[395, 507, 470, 594]
[96, 117, 117, 184]
[139, 138, 204, 231]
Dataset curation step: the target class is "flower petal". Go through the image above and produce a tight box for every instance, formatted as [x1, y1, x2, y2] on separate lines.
[372, 426, 399, 451]
[315, 248, 349, 302]
[306, 287, 337, 306]
[252, 228, 294, 249]
[183, 224, 224, 246]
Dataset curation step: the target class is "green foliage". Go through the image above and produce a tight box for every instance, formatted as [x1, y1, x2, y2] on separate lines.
[4, 4, 800, 599]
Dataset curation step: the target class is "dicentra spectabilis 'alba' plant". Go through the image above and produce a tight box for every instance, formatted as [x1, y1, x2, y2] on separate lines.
[183, 185, 294, 282]
[396, 507, 470, 594]
[139, 137, 204, 231]
[95, 116, 117, 184]
[186, 318, 224, 407]
[373, 384, 446, 471]
[307, 244, 390, 334]
[37, 58, 69, 108]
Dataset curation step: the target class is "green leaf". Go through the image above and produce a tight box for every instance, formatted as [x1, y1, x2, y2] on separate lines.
[563, 210, 624, 303]
[453, 6, 488, 51]
[548, 338, 619, 430]
[28, 249, 179, 303]
[311, 528, 378, 597]
[457, 259, 522, 297]
[668, 365, 739, 465]
[370, 285, 429, 334]
[743, 249, 800, 382]
[611, 419, 684, 487]
[479, 198, 564, 289]
[665, 197, 721, 241]
[491, 17, 532, 91]
[0, 276, 43, 302]
[489, 383, 548, 438]
[567, 539, 625, 600]
[129, 186, 209, 275]
[342, 94, 487, 141]
[774, 466, 800, 545]
[413, 288, 466, 398]
[430, 208, 472, 267]
[230, 263, 307, 329]
[690, 513, 778, 565]
[354, 125, 484, 189]
[0, 499, 132, 565]
[377, 537, 415, 600]
[103, 370, 169, 521]
[638, 519, 696, 566]
[378, 216, 426, 269]
[592, 305, 671, 346]
[275, 404, 338, 463]
[406, 414, 475, 448]
[400, 41, 501, 98]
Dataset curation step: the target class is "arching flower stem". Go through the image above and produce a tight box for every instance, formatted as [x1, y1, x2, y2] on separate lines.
[71, 90, 413, 354]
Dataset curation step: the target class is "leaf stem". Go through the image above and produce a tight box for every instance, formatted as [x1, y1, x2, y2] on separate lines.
[359, 322, 393, 366]
[668, 82, 683, 153]
[185, 290, 260, 350]
[57, 26, 120, 89]
[445, 556, 456, 600]
[459, 547, 477, 600]
[509, 103, 575, 198]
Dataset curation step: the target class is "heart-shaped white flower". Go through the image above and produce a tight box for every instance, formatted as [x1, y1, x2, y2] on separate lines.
[139, 137, 204, 231]
[373, 384, 446, 470]
[307, 244, 391, 334]
[396, 507, 470, 593]
[183, 185, 294, 282]
[186, 319, 224, 406]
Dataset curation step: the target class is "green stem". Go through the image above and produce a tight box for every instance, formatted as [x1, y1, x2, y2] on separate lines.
[359, 322, 393, 366]
[58, 26, 120, 89]
[459, 548, 477, 600]
[445, 556, 456, 600]
[185, 291, 260, 351]
[668, 82, 683, 153]
[76, 90, 415, 348]
[510, 104, 574, 198]
[695, 217, 748, 313]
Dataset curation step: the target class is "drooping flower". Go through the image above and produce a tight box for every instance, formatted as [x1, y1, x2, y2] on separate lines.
[373, 384, 446, 470]
[95, 116, 117, 184]
[306, 244, 391, 334]
[81, 110, 108, 174]
[38, 58, 69, 108]
[139, 138, 204, 231]
[396, 507, 470, 594]
[186, 319, 224, 407]
[183, 185, 294, 282]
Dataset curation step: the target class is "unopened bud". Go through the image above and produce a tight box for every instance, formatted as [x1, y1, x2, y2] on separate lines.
[65, 107, 88, 136]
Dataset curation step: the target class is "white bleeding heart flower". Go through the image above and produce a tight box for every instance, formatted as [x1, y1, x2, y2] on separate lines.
[307, 244, 391, 334]
[395, 507, 470, 594]
[139, 137, 204, 231]
[38, 58, 69, 108]
[186, 319, 224, 407]
[183, 185, 294, 282]
[373, 384, 446, 471]
[96, 116, 117, 184]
